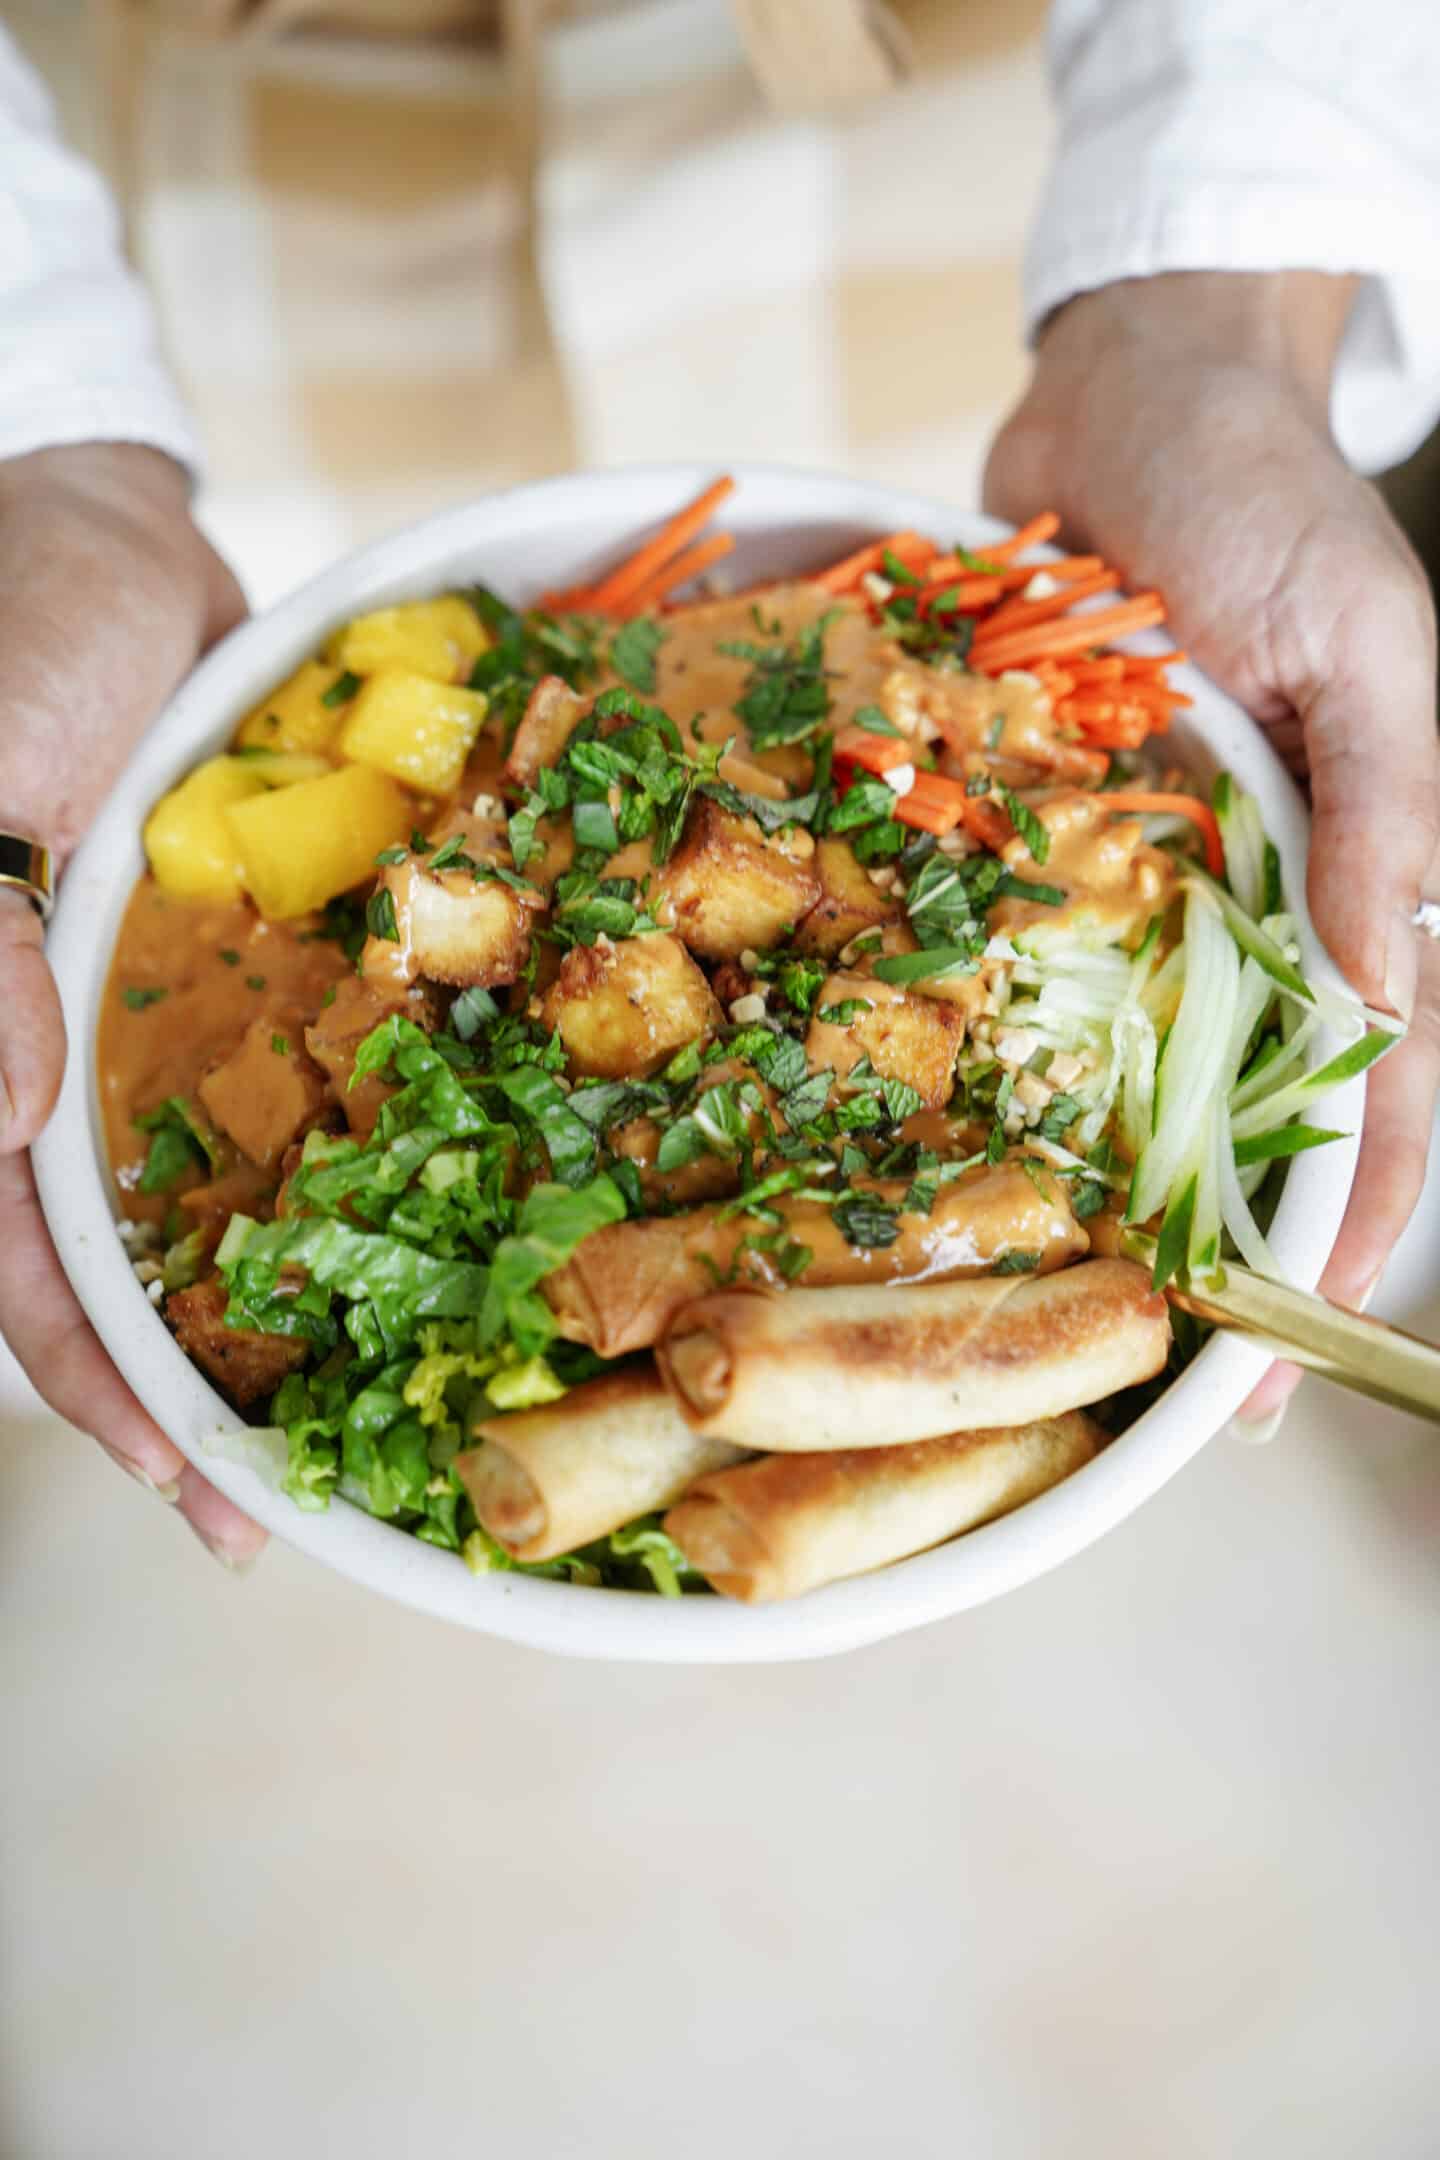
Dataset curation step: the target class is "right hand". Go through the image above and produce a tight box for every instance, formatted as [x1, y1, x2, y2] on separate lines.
[0, 442, 266, 1567]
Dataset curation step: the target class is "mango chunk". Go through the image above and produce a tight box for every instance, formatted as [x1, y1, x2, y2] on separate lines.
[324, 597, 487, 683]
[235, 661, 353, 755]
[143, 756, 267, 902]
[339, 671, 488, 796]
[236, 750, 335, 788]
[226, 763, 411, 919]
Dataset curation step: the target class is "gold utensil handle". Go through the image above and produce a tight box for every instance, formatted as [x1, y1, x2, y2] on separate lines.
[1119, 1230, 1440, 1424]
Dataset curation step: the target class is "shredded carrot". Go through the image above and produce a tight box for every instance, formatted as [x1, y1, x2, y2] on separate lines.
[972, 570, 1121, 645]
[813, 530, 934, 594]
[985, 511, 1061, 563]
[894, 771, 966, 835]
[918, 574, 1004, 611]
[960, 793, 1015, 852]
[1099, 791, 1224, 875]
[968, 594, 1167, 674]
[831, 724, 915, 775]
[1032, 664, 1077, 701]
[615, 532, 736, 617]
[574, 476, 736, 615]
[1066, 657, 1127, 685]
[1121, 650, 1186, 676]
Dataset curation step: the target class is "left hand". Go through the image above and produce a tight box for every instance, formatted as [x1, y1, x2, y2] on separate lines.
[985, 272, 1440, 1425]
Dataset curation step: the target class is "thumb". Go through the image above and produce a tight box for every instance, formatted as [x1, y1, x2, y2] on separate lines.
[1300, 577, 1440, 1018]
[0, 889, 66, 1151]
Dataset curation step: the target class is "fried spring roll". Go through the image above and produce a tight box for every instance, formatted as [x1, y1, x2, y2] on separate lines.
[544, 1160, 1088, 1358]
[664, 1411, 1101, 1602]
[655, 1257, 1168, 1448]
[454, 1365, 745, 1562]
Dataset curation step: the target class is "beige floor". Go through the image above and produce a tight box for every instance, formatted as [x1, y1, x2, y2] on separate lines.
[4, 5, 1440, 2154]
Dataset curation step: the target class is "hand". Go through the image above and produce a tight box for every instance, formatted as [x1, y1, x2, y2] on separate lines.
[985, 273, 1440, 1425]
[0, 443, 265, 1563]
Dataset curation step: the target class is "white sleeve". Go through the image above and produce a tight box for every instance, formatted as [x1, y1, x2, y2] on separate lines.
[1028, 0, 1440, 473]
[0, 27, 199, 473]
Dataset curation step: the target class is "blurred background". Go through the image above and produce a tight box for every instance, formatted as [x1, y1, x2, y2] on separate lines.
[3, 4, 1438, 2154]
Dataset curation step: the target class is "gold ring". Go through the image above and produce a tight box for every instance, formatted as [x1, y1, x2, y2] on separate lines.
[0, 833, 54, 923]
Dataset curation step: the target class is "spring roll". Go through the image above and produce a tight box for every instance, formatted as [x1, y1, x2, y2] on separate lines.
[665, 1411, 1101, 1602]
[454, 1365, 745, 1562]
[544, 1160, 1088, 1357]
[655, 1257, 1169, 1448]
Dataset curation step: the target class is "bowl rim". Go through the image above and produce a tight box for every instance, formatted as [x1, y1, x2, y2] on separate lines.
[31, 460, 1366, 1662]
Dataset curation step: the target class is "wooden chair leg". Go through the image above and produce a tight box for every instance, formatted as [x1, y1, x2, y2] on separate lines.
[89, 0, 149, 254]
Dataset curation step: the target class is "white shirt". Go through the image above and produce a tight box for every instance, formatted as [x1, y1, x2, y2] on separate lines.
[1, 5, 1439, 480]
[1029, 0, 1440, 471]
[0, 29, 197, 475]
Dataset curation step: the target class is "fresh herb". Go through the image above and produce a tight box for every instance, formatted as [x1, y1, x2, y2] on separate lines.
[246, 975, 267, 993]
[985, 713, 1005, 751]
[271, 1034, 291, 1058]
[718, 611, 837, 751]
[817, 999, 874, 1025]
[997, 785, 1050, 864]
[992, 1248, 1041, 1274]
[134, 1097, 217, 1193]
[832, 1191, 901, 1249]
[449, 986, 500, 1042]
[322, 669, 362, 708]
[851, 703, 903, 738]
[218, 948, 241, 968]
[610, 617, 668, 695]
[374, 844, 411, 867]
[872, 946, 977, 986]
[1037, 1094, 1082, 1144]
[122, 986, 168, 1012]
[365, 889, 400, 943]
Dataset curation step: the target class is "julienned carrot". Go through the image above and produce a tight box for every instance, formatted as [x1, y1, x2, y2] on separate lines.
[985, 511, 1061, 562]
[971, 570, 1121, 645]
[968, 594, 1166, 674]
[960, 792, 1015, 852]
[814, 530, 934, 593]
[1122, 650, 1187, 675]
[831, 724, 915, 775]
[1069, 657, 1127, 684]
[918, 575, 1004, 611]
[1100, 791, 1224, 876]
[616, 532, 736, 616]
[579, 476, 736, 614]
[894, 771, 966, 835]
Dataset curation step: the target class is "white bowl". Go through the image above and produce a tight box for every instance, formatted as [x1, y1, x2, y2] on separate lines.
[33, 464, 1364, 1662]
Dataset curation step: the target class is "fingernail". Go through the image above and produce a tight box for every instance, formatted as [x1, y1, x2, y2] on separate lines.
[188, 1524, 260, 1574]
[98, 1441, 181, 1502]
[1384, 909, 1418, 1023]
[1226, 1403, 1288, 1447]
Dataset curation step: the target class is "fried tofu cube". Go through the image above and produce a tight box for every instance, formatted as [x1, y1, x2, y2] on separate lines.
[304, 974, 437, 1137]
[226, 763, 411, 919]
[652, 798, 821, 961]
[324, 596, 487, 683]
[803, 970, 965, 1110]
[167, 1274, 310, 1409]
[794, 837, 902, 957]
[235, 661, 354, 755]
[541, 932, 721, 1078]
[143, 756, 267, 902]
[198, 1015, 330, 1167]
[368, 824, 543, 989]
[339, 672, 489, 797]
[505, 675, 586, 791]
